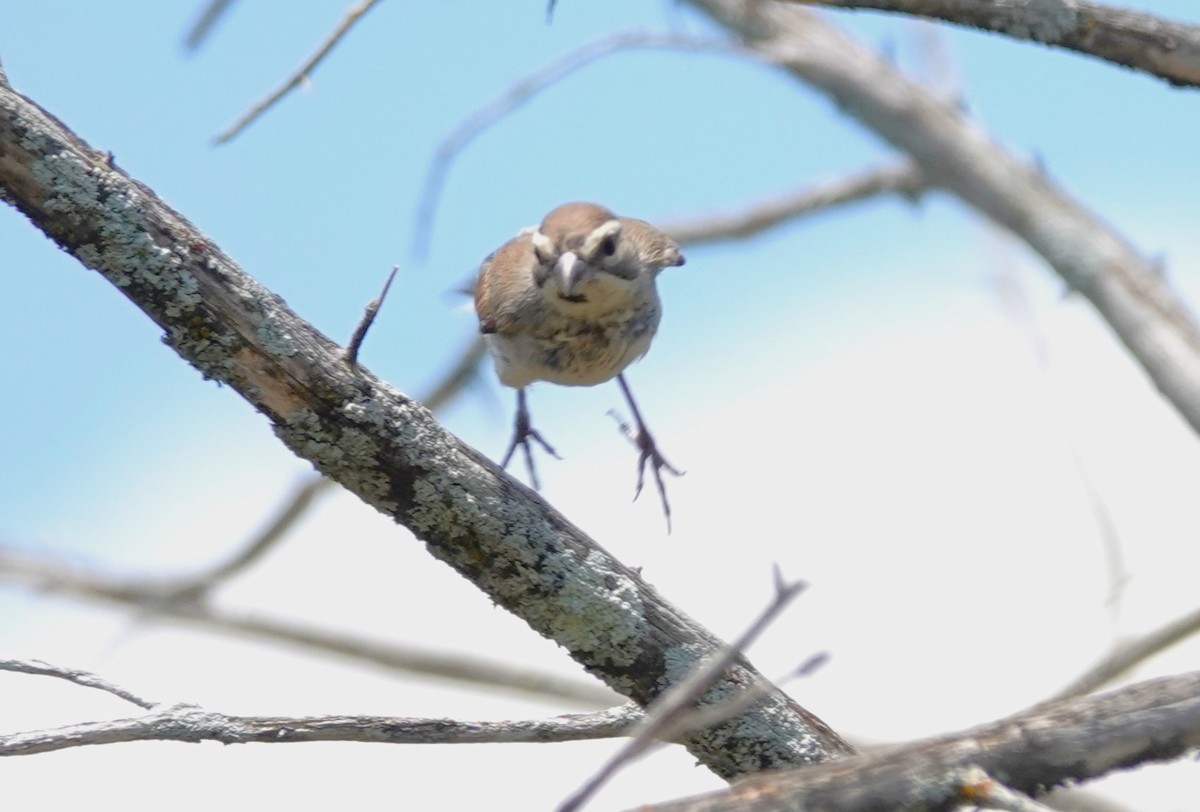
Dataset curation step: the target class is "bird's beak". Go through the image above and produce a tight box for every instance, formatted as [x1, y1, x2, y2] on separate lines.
[554, 251, 581, 296]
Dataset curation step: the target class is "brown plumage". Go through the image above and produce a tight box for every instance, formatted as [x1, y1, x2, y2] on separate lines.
[473, 201, 685, 528]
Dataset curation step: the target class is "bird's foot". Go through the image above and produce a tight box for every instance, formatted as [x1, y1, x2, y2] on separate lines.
[502, 394, 560, 490]
[608, 410, 684, 532]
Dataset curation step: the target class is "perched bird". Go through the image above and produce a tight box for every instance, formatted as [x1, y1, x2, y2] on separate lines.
[474, 201, 685, 526]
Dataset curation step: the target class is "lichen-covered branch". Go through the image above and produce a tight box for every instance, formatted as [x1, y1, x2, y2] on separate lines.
[0, 81, 851, 779]
[641, 671, 1200, 811]
[685, 0, 1200, 438]
[790, 0, 1200, 90]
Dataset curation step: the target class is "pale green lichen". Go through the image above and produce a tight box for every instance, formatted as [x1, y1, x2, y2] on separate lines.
[662, 643, 707, 689]
[32, 151, 202, 313]
[256, 321, 299, 358]
[276, 408, 396, 512]
[538, 550, 645, 666]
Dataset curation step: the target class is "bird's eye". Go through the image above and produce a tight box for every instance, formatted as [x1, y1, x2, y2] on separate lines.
[600, 235, 617, 257]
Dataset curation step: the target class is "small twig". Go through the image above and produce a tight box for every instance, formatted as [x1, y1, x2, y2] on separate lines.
[675, 653, 828, 736]
[0, 546, 619, 708]
[213, 0, 385, 144]
[1051, 604, 1200, 702]
[183, 0, 240, 52]
[0, 475, 335, 606]
[559, 568, 808, 812]
[413, 30, 734, 259]
[0, 658, 158, 710]
[344, 265, 399, 366]
[422, 335, 488, 413]
[1068, 446, 1130, 623]
[163, 474, 335, 602]
[659, 162, 928, 246]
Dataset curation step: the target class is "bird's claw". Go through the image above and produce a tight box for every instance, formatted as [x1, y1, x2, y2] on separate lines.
[610, 410, 683, 531]
[501, 400, 560, 490]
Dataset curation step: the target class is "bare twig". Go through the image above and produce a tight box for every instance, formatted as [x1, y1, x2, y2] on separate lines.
[559, 570, 811, 812]
[789, 0, 1200, 90]
[213, 0, 384, 144]
[158, 474, 335, 602]
[413, 30, 733, 259]
[1068, 446, 1130, 622]
[659, 162, 928, 246]
[0, 475, 333, 606]
[987, 236, 1132, 624]
[0, 658, 158, 710]
[0, 546, 619, 708]
[675, 652, 829, 736]
[422, 334, 488, 413]
[640, 671, 1200, 811]
[184, 0, 240, 52]
[1052, 604, 1200, 702]
[344, 265, 398, 367]
[0, 689, 643, 756]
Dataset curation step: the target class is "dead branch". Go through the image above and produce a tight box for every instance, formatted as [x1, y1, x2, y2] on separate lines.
[789, 0, 1200, 90]
[0, 545, 620, 708]
[213, 0, 384, 144]
[413, 30, 733, 258]
[0, 657, 643, 756]
[1052, 604, 1200, 702]
[659, 162, 927, 246]
[639, 671, 1200, 811]
[183, 0, 240, 52]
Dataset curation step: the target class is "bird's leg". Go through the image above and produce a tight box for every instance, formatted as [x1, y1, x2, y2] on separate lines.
[501, 388, 560, 490]
[613, 373, 683, 530]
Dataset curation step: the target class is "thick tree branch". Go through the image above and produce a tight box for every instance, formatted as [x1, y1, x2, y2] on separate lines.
[790, 0, 1200, 90]
[685, 0, 1200, 438]
[640, 671, 1200, 811]
[562, 573, 808, 812]
[0, 80, 851, 779]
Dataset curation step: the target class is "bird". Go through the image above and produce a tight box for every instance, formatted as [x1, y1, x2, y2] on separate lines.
[473, 201, 685, 527]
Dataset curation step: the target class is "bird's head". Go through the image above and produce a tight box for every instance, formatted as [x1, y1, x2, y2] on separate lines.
[529, 202, 684, 314]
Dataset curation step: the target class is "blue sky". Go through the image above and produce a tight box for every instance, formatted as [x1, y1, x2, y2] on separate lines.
[3, 2, 1200, 809]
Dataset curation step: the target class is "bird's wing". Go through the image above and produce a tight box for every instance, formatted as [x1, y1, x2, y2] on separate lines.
[474, 233, 533, 335]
